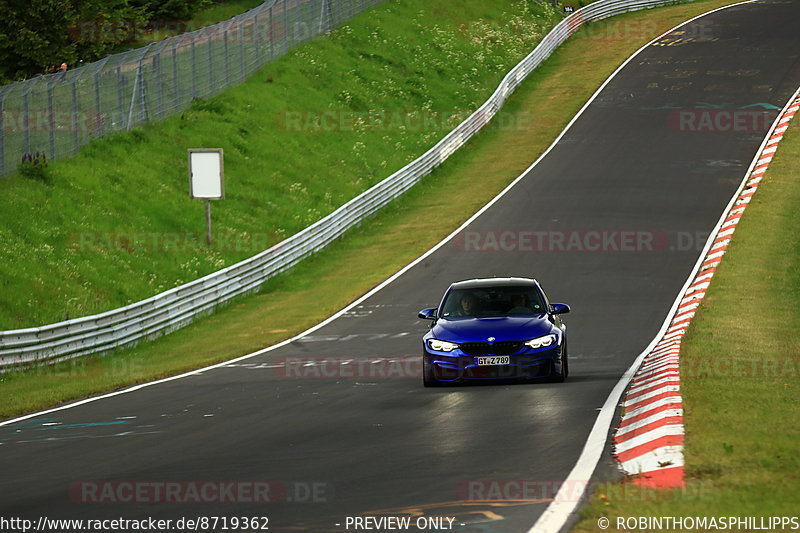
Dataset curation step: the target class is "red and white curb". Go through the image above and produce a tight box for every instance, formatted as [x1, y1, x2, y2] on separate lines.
[611, 93, 800, 489]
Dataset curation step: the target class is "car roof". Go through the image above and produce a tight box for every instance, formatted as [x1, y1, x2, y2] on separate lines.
[448, 277, 539, 290]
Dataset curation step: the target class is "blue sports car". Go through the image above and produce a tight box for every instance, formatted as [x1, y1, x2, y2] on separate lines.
[418, 277, 570, 386]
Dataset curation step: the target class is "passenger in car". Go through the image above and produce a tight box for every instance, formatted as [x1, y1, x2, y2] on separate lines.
[507, 294, 531, 314]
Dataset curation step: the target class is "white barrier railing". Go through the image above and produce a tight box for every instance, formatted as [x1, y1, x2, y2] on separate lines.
[0, 0, 686, 368]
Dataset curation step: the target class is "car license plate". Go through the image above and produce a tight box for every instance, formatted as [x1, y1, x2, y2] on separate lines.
[475, 356, 510, 366]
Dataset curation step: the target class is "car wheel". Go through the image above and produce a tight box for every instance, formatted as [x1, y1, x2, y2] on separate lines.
[554, 340, 568, 383]
[422, 357, 441, 387]
[423, 376, 441, 387]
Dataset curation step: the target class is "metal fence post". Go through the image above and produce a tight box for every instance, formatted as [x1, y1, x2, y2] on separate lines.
[156, 53, 164, 119]
[208, 30, 215, 95]
[306, 0, 314, 42]
[319, 0, 329, 35]
[71, 77, 80, 155]
[0, 89, 5, 175]
[138, 56, 149, 124]
[47, 79, 56, 160]
[172, 43, 179, 107]
[116, 67, 124, 128]
[239, 20, 246, 81]
[254, 13, 260, 64]
[22, 85, 31, 156]
[269, 6, 275, 59]
[224, 28, 230, 88]
[94, 70, 102, 135]
[191, 40, 197, 99]
[128, 61, 141, 130]
[283, 1, 289, 49]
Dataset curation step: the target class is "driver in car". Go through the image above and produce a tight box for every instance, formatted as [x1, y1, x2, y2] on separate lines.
[455, 294, 477, 316]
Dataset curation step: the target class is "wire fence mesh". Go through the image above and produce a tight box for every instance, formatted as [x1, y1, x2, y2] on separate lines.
[0, 0, 385, 177]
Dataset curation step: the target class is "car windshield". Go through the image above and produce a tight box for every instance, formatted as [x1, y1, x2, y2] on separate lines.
[440, 286, 546, 318]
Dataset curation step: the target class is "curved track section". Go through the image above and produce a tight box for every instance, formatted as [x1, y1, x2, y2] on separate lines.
[3, 2, 800, 532]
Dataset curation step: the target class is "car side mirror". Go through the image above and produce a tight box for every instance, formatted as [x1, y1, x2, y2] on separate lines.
[551, 303, 570, 315]
[418, 307, 438, 320]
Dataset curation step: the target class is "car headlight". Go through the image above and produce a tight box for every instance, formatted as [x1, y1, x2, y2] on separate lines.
[427, 339, 459, 352]
[525, 334, 556, 349]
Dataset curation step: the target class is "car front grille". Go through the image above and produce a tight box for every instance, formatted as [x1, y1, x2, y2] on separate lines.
[459, 341, 524, 356]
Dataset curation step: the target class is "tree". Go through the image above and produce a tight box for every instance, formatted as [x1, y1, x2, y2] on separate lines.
[0, 0, 78, 81]
[0, 0, 190, 83]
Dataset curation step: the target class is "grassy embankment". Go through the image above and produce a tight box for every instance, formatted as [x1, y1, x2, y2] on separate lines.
[0, 0, 560, 328]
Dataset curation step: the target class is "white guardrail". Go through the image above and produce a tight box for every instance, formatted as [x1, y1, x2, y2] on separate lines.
[0, 0, 685, 368]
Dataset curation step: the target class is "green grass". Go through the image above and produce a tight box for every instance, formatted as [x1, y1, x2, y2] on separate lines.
[572, 94, 800, 531]
[0, 0, 562, 329]
[0, 0, 750, 419]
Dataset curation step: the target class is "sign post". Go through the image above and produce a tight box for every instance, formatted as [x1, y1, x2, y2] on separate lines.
[188, 148, 225, 245]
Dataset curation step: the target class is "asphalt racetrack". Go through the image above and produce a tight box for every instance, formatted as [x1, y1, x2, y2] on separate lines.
[3, 2, 800, 532]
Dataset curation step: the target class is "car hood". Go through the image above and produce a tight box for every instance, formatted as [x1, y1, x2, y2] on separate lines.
[430, 315, 554, 343]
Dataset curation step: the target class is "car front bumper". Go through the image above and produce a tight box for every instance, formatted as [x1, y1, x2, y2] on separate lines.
[423, 346, 562, 382]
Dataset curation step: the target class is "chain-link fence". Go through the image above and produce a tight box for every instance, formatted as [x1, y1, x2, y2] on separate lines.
[0, 0, 385, 176]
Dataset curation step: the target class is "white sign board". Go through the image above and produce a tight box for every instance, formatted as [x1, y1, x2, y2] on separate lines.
[188, 148, 225, 200]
